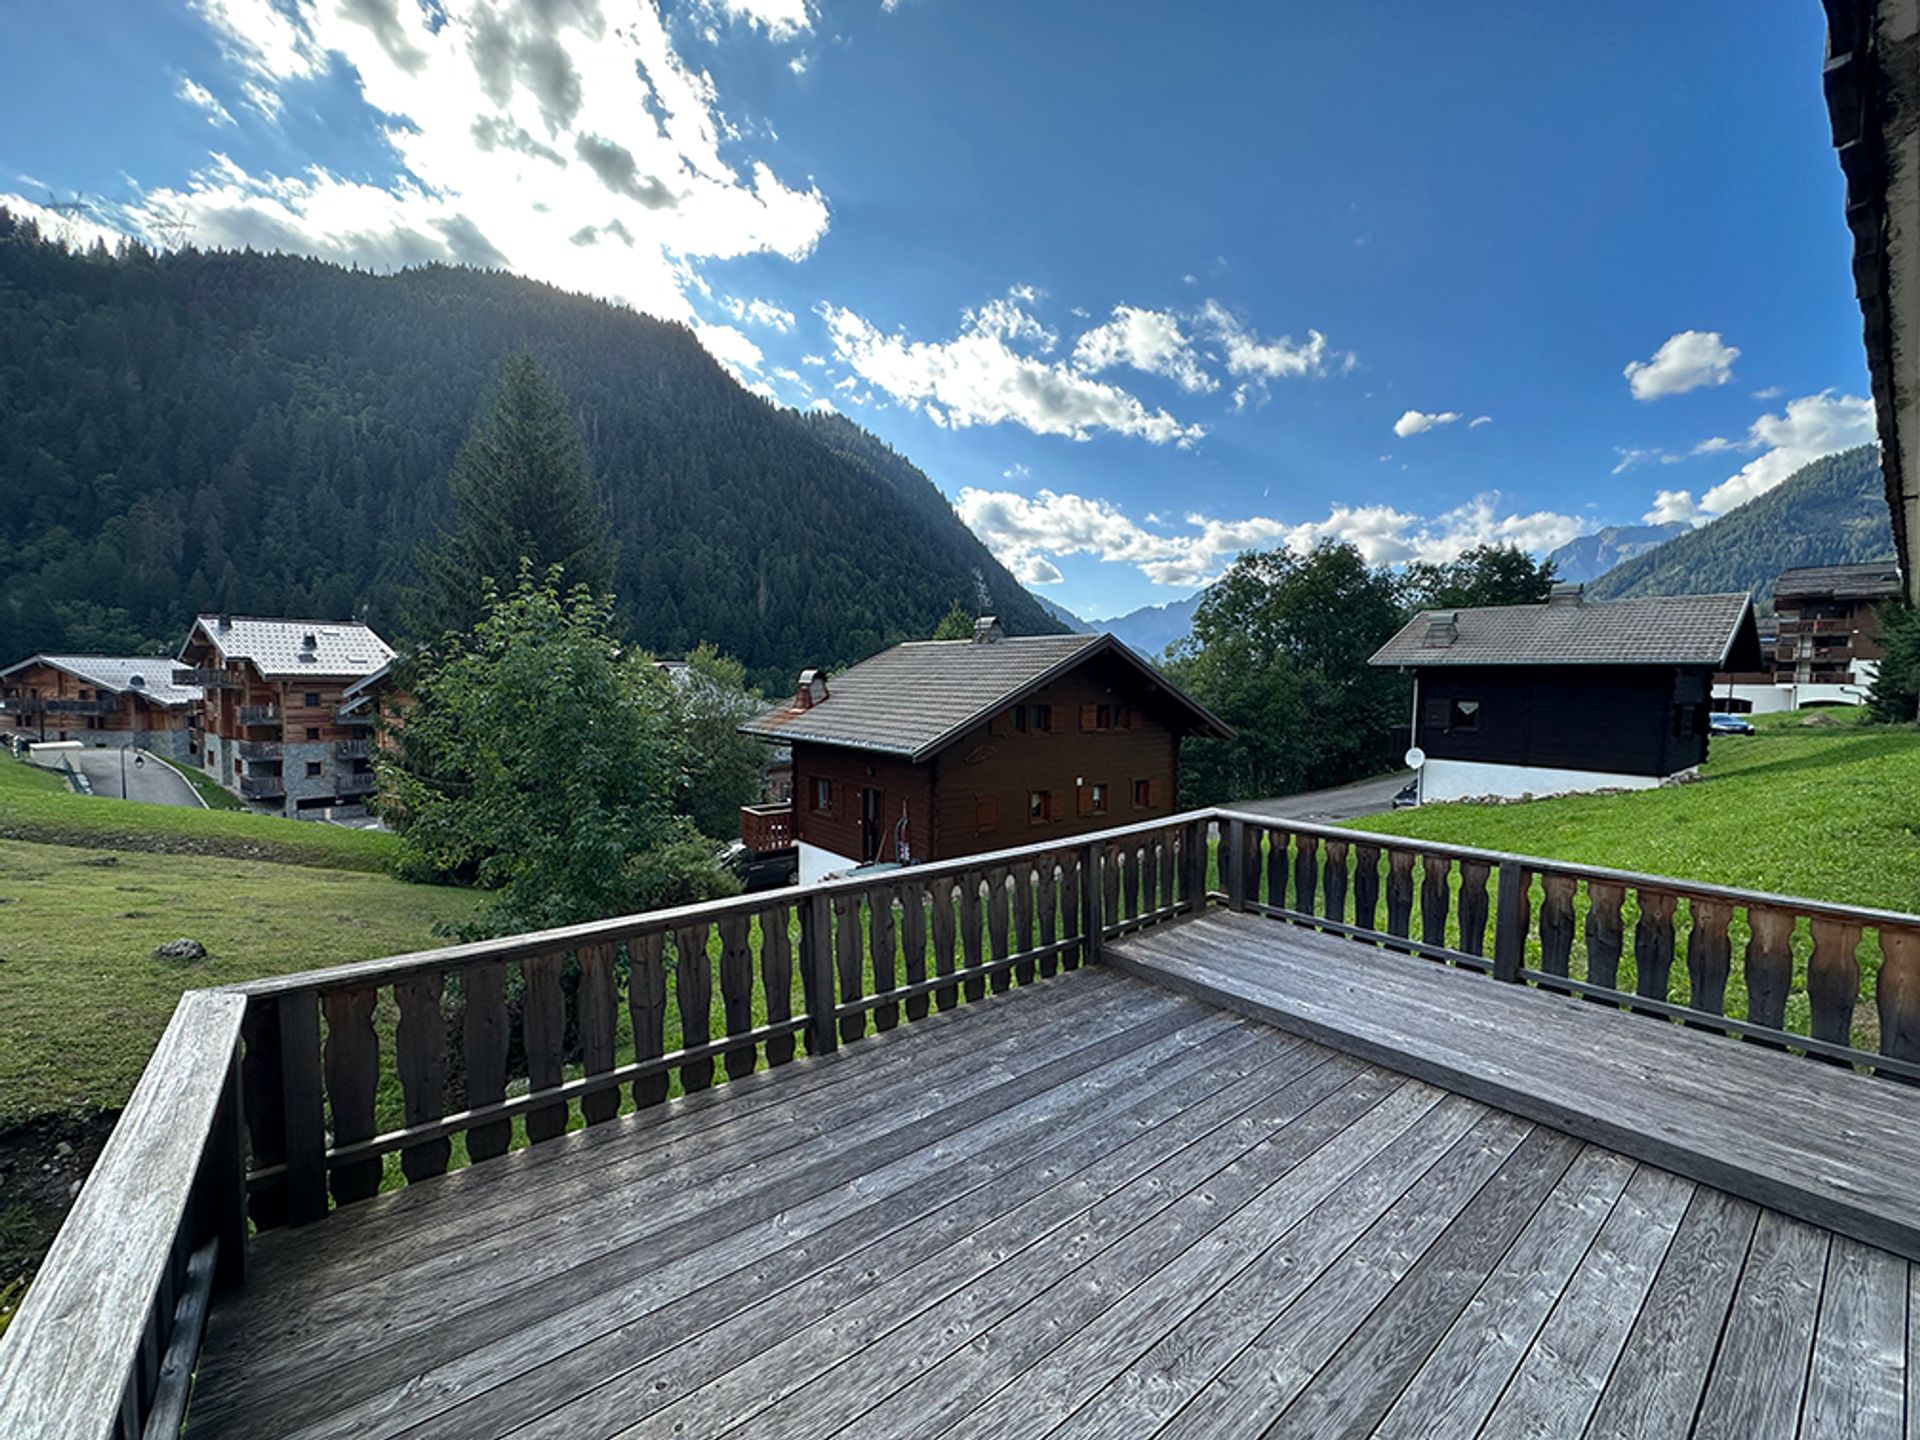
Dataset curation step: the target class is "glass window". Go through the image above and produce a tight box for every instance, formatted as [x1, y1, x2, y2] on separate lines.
[809, 777, 832, 812]
[1028, 790, 1053, 823]
[305, 692, 321, 707]
[1031, 703, 1052, 733]
[1134, 778, 1152, 808]
[1448, 699, 1481, 732]
[1091, 783, 1108, 815]
[305, 761, 322, 777]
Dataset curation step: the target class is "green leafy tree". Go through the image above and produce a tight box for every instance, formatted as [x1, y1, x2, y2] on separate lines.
[381, 568, 734, 939]
[670, 643, 772, 838]
[932, 601, 975, 640]
[1168, 541, 1410, 803]
[1867, 601, 1920, 723]
[410, 353, 616, 640]
[1404, 544, 1558, 610]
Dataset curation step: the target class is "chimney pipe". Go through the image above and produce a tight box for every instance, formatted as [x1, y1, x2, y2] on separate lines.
[1547, 583, 1584, 608]
[794, 668, 828, 710]
[971, 615, 1004, 644]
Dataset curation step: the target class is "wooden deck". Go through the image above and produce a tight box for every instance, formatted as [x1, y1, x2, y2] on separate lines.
[183, 938, 1920, 1440]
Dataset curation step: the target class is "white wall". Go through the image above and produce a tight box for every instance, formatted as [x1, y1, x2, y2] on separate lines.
[1418, 757, 1669, 804]
[797, 839, 860, 885]
[1716, 674, 1872, 715]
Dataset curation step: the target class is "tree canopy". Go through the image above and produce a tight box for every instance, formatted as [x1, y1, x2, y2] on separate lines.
[1404, 544, 1558, 610]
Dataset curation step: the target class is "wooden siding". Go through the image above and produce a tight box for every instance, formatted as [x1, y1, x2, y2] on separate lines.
[1, 661, 193, 738]
[1414, 664, 1710, 778]
[790, 745, 935, 864]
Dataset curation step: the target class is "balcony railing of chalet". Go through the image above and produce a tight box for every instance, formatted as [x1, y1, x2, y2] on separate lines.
[740, 801, 793, 851]
[41, 698, 116, 717]
[9, 806, 1920, 1436]
[237, 775, 285, 800]
[335, 772, 376, 798]
[236, 705, 280, 726]
[334, 738, 371, 759]
[235, 740, 281, 761]
[173, 668, 239, 689]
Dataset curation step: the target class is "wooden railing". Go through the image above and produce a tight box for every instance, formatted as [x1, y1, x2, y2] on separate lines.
[1214, 807, 1920, 1081]
[10, 801, 1919, 1437]
[739, 801, 792, 851]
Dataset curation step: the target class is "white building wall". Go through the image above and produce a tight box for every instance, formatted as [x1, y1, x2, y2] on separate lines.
[1419, 757, 1670, 804]
[798, 839, 861, 885]
[1718, 671, 1873, 715]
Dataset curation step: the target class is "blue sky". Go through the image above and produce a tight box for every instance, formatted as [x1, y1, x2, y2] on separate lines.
[0, 0, 1873, 620]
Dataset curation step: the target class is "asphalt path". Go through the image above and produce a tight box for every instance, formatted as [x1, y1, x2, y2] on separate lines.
[1230, 771, 1411, 824]
[64, 748, 203, 807]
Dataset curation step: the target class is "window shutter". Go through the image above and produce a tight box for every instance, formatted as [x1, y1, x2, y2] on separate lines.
[1076, 786, 1093, 817]
[975, 796, 998, 831]
[1080, 703, 1098, 732]
[1424, 698, 1448, 728]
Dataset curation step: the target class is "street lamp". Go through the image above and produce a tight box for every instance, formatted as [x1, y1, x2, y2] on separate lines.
[119, 747, 145, 799]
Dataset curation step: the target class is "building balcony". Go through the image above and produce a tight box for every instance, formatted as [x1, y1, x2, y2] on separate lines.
[236, 740, 282, 761]
[335, 772, 377, 798]
[741, 802, 793, 852]
[41, 697, 117, 716]
[173, 667, 239, 689]
[334, 738, 371, 759]
[238, 774, 285, 799]
[237, 705, 280, 726]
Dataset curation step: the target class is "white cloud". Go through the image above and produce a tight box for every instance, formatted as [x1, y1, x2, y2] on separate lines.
[816, 298, 1207, 445]
[1072, 305, 1217, 394]
[1393, 409, 1461, 438]
[1642, 489, 1700, 525]
[719, 295, 796, 331]
[1636, 390, 1875, 523]
[0, 194, 132, 251]
[693, 321, 764, 377]
[1200, 299, 1341, 382]
[788, 53, 808, 74]
[119, 0, 829, 331]
[713, 0, 811, 41]
[1623, 330, 1739, 401]
[1003, 462, 1030, 479]
[954, 486, 1582, 590]
[1469, 415, 1492, 428]
[176, 75, 237, 126]
[964, 292, 1056, 349]
[806, 395, 835, 412]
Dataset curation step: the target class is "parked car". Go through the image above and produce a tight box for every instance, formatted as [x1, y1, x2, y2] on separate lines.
[722, 839, 798, 892]
[1709, 713, 1756, 735]
[1392, 778, 1420, 809]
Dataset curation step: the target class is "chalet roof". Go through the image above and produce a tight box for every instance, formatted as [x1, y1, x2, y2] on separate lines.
[0, 655, 202, 707]
[185, 616, 395, 681]
[740, 633, 1231, 760]
[1369, 591, 1759, 669]
[1773, 562, 1904, 601]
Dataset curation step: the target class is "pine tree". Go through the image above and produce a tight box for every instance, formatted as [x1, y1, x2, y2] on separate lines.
[410, 354, 615, 641]
[932, 600, 975, 640]
[1867, 601, 1920, 723]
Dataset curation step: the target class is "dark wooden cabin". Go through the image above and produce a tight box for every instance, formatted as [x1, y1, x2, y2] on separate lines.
[1370, 586, 1762, 803]
[740, 617, 1232, 881]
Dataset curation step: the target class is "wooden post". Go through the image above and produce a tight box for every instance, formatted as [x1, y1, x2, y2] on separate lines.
[800, 891, 837, 1057]
[1183, 820, 1206, 909]
[1293, 834, 1319, 918]
[1321, 839, 1348, 925]
[209, 1054, 249, 1292]
[276, 990, 327, 1227]
[1878, 925, 1920, 1068]
[1537, 873, 1577, 978]
[239, 1001, 287, 1232]
[1385, 850, 1415, 938]
[1585, 881, 1627, 990]
[1456, 860, 1491, 957]
[1225, 819, 1247, 912]
[1633, 891, 1678, 1007]
[1808, 917, 1863, 1050]
[1081, 841, 1105, 965]
[1352, 843, 1381, 933]
[1745, 905, 1795, 1033]
[1491, 861, 1527, 983]
[1686, 898, 1734, 1018]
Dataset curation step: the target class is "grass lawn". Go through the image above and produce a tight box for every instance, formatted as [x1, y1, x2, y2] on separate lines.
[1342, 710, 1920, 910]
[150, 752, 246, 810]
[0, 755, 398, 871]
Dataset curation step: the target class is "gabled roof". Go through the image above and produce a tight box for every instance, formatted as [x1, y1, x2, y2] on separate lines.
[1370, 592, 1761, 669]
[740, 633, 1232, 760]
[184, 616, 395, 680]
[0, 655, 201, 707]
[1773, 562, 1904, 601]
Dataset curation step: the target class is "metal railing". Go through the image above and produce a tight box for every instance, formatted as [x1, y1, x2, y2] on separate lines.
[237, 705, 280, 726]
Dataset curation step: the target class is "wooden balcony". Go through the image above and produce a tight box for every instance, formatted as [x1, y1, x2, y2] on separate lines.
[236, 705, 280, 726]
[41, 697, 116, 716]
[9, 810, 1920, 1437]
[172, 667, 238, 689]
[237, 774, 284, 799]
[334, 771, 376, 798]
[333, 738, 371, 759]
[234, 740, 281, 761]
[741, 800, 793, 851]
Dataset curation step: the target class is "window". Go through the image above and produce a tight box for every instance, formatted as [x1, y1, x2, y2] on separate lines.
[306, 761, 322, 777]
[1090, 782, 1108, 815]
[1009, 704, 1028, 733]
[1031, 703, 1052, 733]
[305, 692, 321, 708]
[809, 777, 833, 812]
[975, 796, 999, 831]
[1028, 790, 1054, 824]
[1448, 699, 1481, 733]
[306, 726, 321, 741]
[1134, 778, 1153, 809]
[1096, 703, 1113, 730]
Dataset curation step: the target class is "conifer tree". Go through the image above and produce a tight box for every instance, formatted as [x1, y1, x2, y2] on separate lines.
[411, 353, 614, 640]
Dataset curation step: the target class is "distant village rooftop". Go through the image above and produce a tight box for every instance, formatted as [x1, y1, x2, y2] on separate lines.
[183, 615, 395, 680]
[0, 654, 201, 707]
[1370, 586, 1761, 669]
[740, 622, 1229, 760]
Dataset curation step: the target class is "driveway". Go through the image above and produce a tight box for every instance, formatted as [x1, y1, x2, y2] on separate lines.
[1232, 771, 1410, 824]
[65, 748, 203, 807]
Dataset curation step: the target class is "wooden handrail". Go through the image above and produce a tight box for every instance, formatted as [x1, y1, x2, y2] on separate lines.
[0, 990, 248, 1440]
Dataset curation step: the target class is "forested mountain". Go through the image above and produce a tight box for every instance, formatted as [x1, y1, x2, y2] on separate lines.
[0, 212, 1060, 687]
[1586, 446, 1893, 602]
[1546, 521, 1689, 584]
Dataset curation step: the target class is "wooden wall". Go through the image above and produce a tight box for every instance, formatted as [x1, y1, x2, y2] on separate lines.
[790, 746, 934, 864]
[1, 662, 192, 737]
[1415, 664, 1712, 778]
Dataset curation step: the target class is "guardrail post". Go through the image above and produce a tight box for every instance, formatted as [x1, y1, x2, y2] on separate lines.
[1183, 818, 1207, 910]
[1080, 842, 1104, 965]
[1492, 860, 1527, 983]
[1225, 818, 1247, 912]
[208, 1054, 249, 1291]
[277, 991, 328, 1226]
[800, 891, 839, 1056]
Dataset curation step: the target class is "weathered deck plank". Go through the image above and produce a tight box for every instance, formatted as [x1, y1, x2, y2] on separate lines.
[182, 932, 1920, 1440]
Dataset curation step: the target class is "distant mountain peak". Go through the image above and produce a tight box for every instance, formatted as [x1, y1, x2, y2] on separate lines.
[1546, 522, 1691, 585]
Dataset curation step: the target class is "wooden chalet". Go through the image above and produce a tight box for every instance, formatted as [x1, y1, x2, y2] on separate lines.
[176, 616, 393, 816]
[738, 617, 1232, 881]
[1371, 585, 1763, 803]
[0, 655, 203, 760]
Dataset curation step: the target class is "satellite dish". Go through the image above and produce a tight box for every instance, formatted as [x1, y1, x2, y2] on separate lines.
[1404, 746, 1427, 770]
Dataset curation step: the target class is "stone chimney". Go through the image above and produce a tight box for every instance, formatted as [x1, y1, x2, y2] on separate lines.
[971, 615, 1004, 644]
[1422, 611, 1458, 647]
[794, 668, 828, 710]
[1547, 583, 1584, 608]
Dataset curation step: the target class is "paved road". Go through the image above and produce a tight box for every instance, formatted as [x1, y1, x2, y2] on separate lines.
[65, 748, 203, 807]
[1232, 771, 1411, 824]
